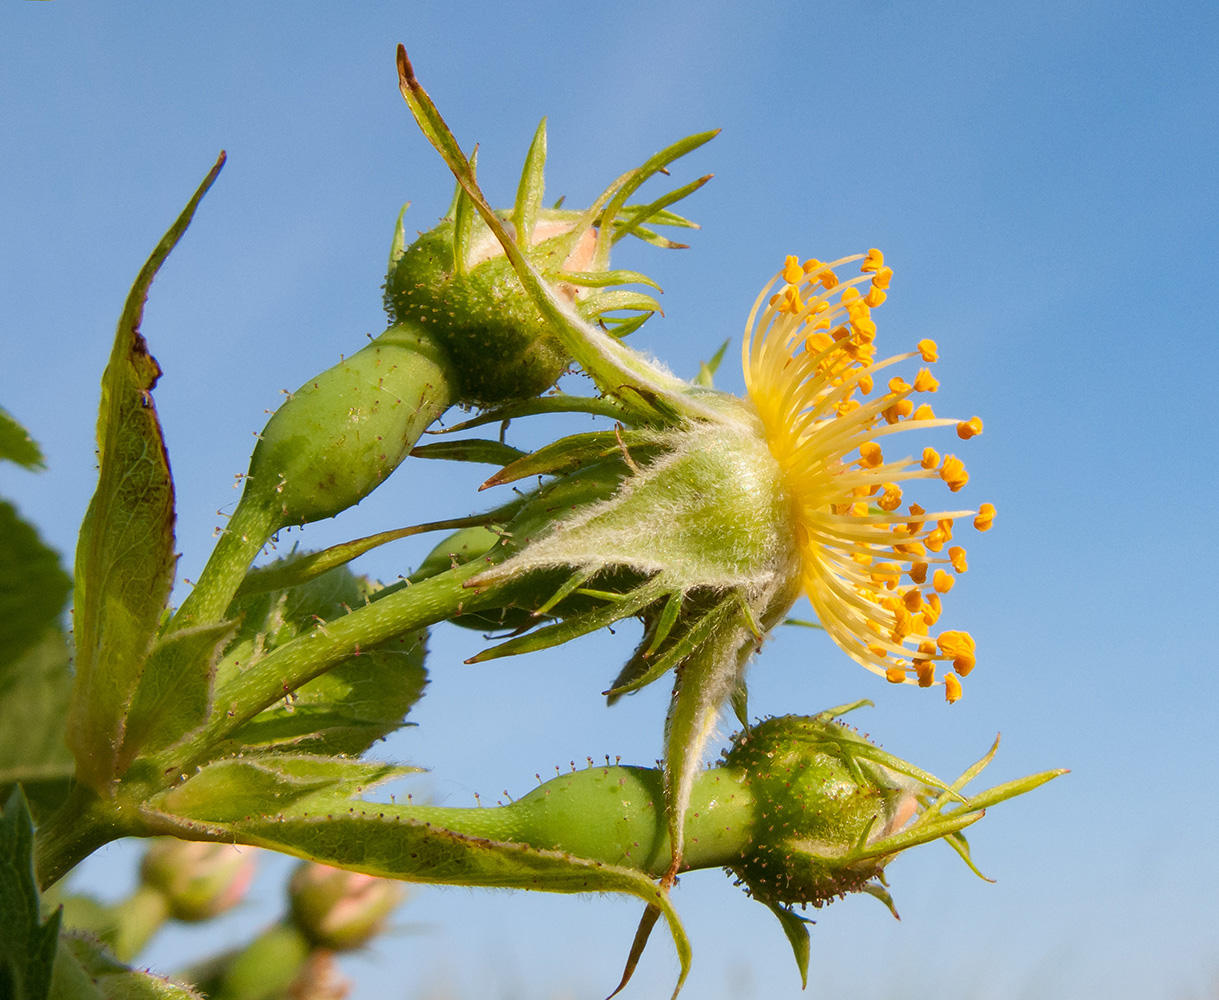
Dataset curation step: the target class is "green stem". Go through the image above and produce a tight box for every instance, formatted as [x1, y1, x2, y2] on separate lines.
[34, 783, 139, 891]
[160, 560, 496, 774]
[171, 499, 279, 630]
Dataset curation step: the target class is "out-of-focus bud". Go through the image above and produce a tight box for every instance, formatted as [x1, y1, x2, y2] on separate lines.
[140, 839, 257, 922]
[288, 863, 406, 951]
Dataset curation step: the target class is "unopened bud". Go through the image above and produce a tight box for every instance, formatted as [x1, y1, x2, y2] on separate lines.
[140, 839, 256, 922]
[288, 863, 405, 951]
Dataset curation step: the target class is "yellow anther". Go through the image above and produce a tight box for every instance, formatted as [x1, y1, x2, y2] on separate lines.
[910, 561, 929, 585]
[916, 338, 938, 362]
[921, 446, 941, 470]
[852, 552, 873, 565]
[918, 639, 937, 656]
[853, 484, 878, 497]
[937, 518, 955, 540]
[805, 331, 834, 354]
[869, 643, 890, 659]
[944, 673, 963, 703]
[859, 441, 884, 468]
[906, 502, 926, 529]
[973, 502, 996, 532]
[864, 286, 887, 308]
[890, 607, 914, 642]
[818, 269, 840, 290]
[937, 631, 976, 675]
[831, 324, 851, 341]
[949, 546, 969, 573]
[872, 562, 902, 589]
[957, 416, 984, 440]
[924, 592, 942, 622]
[912, 403, 936, 421]
[933, 569, 955, 593]
[885, 665, 906, 684]
[872, 266, 893, 289]
[888, 376, 912, 394]
[777, 286, 804, 315]
[902, 588, 924, 612]
[852, 501, 870, 517]
[840, 286, 861, 303]
[850, 316, 877, 339]
[925, 529, 946, 553]
[940, 454, 969, 492]
[913, 368, 939, 392]
[883, 399, 914, 424]
[861, 248, 885, 273]
[769, 293, 781, 308]
[894, 540, 926, 557]
[783, 255, 804, 284]
[858, 373, 874, 395]
[836, 398, 861, 416]
[915, 660, 935, 687]
[832, 502, 853, 515]
[878, 484, 903, 511]
[802, 258, 824, 274]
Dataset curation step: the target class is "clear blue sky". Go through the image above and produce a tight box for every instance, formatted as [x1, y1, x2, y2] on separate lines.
[3, 3, 1217, 998]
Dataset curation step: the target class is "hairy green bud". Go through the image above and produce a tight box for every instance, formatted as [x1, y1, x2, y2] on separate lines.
[288, 862, 405, 951]
[140, 838, 257, 922]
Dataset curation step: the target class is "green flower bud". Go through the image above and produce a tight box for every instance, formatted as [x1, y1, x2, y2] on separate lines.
[288, 862, 405, 951]
[721, 713, 919, 908]
[140, 838, 256, 922]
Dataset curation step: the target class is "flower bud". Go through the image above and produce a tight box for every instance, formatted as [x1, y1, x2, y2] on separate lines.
[722, 714, 918, 907]
[140, 838, 256, 922]
[288, 862, 405, 951]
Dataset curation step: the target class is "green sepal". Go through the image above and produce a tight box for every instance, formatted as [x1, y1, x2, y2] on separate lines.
[561, 269, 662, 292]
[763, 901, 812, 989]
[512, 118, 547, 247]
[409, 438, 528, 466]
[451, 147, 478, 276]
[235, 511, 510, 598]
[430, 392, 628, 435]
[0, 407, 45, 470]
[1, 788, 62, 1000]
[608, 174, 711, 248]
[578, 290, 664, 320]
[479, 428, 656, 490]
[693, 340, 729, 389]
[464, 577, 665, 664]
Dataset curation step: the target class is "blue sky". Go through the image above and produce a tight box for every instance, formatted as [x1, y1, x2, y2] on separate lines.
[3, 3, 1217, 998]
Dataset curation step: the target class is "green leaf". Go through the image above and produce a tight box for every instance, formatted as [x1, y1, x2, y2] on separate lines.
[763, 902, 811, 989]
[479, 428, 655, 490]
[0, 630, 76, 821]
[1, 788, 61, 1000]
[51, 933, 205, 1000]
[227, 639, 427, 758]
[0, 500, 73, 669]
[151, 754, 411, 824]
[117, 621, 237, 771]
[693, 340, 729, 389]
[68, 155, 225, 791]
[0, 407, 45, 470]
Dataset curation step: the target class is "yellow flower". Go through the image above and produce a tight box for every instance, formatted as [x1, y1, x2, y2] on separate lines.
[742, 251, 989, 699]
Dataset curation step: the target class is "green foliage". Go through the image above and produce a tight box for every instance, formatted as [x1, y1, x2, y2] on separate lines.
[2, 790, 61, 1000]
[0, 406, 45, 470]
